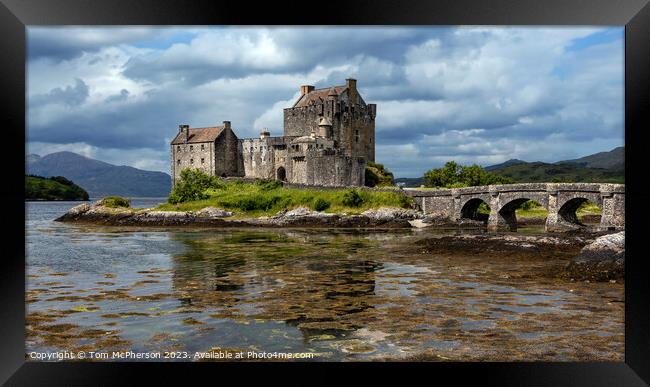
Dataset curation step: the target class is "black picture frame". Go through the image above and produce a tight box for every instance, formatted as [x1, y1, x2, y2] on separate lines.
[2, 0, 649, 385]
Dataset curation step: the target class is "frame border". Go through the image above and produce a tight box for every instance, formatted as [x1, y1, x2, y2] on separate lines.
[2, 0, 649, 385]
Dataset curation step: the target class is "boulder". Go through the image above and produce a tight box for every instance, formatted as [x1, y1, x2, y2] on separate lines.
[195, 207, 233, 218]
[283, 207, 315, 217]
[564, 231, 624, 281]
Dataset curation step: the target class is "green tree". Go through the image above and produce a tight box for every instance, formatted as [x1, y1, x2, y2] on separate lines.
[168, 168, 222, 204]
[364, 162, 395, 187]
[423, 161, 513, 188]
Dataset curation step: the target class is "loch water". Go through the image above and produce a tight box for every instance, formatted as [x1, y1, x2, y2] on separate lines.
[26, 200, 624, 361]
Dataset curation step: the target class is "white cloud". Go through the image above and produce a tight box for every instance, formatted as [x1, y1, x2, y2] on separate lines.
[26, 26, 624, 177]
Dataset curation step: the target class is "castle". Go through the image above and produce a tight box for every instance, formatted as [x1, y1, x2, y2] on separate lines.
[170, 78, 376, 187]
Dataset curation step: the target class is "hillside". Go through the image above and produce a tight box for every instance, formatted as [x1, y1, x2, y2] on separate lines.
[26, 175, 89, 201]
[488, 162, 623, 184]
[559, 146, 624, 171]
[26, 151, 171, 197]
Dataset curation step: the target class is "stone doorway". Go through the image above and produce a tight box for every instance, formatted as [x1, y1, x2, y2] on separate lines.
[277, 167, 287, 181]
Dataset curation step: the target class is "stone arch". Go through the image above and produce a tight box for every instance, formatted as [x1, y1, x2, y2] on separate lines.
[494, 196, 549, 232]
[557, 197, 602, 227]
[460, 198, 490, 223]
[276, 166, 287, 181]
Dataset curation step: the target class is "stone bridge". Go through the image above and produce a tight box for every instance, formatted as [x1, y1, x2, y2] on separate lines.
[404, 183, 625, 232]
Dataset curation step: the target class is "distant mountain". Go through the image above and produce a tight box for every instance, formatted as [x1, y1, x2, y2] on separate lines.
[396, 147, 624, 186]
[558, 146, 624, 171]
[484, 147, 624, 184]
[484, 159, 527, 171]
[26, 151, 171, 197]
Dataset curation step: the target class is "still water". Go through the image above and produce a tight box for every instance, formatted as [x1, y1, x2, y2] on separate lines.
[26, 200, 624, 361]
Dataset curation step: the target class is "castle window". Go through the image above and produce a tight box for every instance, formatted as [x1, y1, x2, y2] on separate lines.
[190, 159, 194, 164]
[201, 158, 205, 164]
[177, 159, 181, 165]
[201, 144, 205, 151]
[355, 129, 360, 143]
[190, 145, 193, 151]
[177, 145, 180, 152]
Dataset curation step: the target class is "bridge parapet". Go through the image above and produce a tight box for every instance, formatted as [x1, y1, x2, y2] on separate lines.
[404, 183, 624, 232]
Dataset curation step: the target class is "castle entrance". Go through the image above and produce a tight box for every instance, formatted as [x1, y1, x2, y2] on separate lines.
[277, 167, 287, 181]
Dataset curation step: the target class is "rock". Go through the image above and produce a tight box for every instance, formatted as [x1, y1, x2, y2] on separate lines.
[67, 203, 91, 216]
[142, 211, 191, 218]
[283, 207, 315, 217]
[409, 219, 432, 228]
[362, 207, 423, 221]
[563, 231, 624, 281]
[195, 207, 233, 218]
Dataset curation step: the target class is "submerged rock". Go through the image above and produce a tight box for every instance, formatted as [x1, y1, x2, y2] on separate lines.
[563, 231, 624, 281]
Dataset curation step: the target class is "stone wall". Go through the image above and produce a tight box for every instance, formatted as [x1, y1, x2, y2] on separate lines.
[171, 141, 216, 185]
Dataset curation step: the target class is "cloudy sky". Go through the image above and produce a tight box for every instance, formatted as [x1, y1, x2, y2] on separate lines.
[27, 26, 623, 177]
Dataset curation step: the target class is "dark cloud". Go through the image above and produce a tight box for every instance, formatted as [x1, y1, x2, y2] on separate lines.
[31, 78, 89, 107]
[27, 27, 624, 176]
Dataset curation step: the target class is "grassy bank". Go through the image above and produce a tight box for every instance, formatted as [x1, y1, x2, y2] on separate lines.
[156, 178, 413, 218]
[515, 201, 602, 219]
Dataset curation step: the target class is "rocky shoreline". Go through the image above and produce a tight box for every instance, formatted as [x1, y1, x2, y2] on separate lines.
[55, 202, 439, 229]
[56, 202, 625, 282]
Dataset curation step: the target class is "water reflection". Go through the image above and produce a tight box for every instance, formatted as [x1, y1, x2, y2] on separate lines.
[26, 202, 624, 361]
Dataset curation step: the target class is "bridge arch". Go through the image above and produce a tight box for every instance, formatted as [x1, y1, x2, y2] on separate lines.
[494, 196, 549, 232]
[557, 196, 603, 227]
[460, 198, 491, 223]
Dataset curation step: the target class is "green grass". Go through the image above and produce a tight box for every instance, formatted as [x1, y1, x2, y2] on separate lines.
[99, 196, 131, 208]
[156, 179, 413, 217]
[515, 200, 602, 218]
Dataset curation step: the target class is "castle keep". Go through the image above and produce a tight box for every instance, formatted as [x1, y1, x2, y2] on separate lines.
[170, 79, 376, 187]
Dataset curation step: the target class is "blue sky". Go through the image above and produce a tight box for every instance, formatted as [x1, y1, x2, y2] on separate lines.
[26, 26, 624, 177]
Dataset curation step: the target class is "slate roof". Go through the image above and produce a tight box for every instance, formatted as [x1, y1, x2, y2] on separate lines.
[293, 86, 347, 108]
[171, 126, 225, 145]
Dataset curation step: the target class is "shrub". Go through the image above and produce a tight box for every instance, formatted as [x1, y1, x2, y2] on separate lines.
[313, 198, 331, 211]
[100, 196, 130, 208]
[220, 194, 282, 212]
[256, 179, 283, 191]
[168, 168, 222, 204]
[342, 189, 364, 207]
[365, 162, 395, 187]
[520, 200, 541, 211]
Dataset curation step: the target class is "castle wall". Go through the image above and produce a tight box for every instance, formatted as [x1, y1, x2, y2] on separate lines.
[240, 136, 293, 180]
[171, 141, 216, 184]
[216, 127, 240, 177]
[289, 149, 365, 187]
[283, 95, 375, 162]
[337, 103, 376, 162]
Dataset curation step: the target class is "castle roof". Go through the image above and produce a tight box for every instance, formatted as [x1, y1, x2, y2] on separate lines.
[171, 126, 225, 145]
[292, 85, 347, 108]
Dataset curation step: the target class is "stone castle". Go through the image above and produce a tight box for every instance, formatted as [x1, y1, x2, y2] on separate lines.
[170, 78, 376, 187]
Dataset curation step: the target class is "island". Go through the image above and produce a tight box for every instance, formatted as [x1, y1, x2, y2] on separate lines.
[26, 175, 89, 201]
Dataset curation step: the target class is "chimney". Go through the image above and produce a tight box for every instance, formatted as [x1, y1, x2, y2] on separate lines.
[223, 121, 231, 130]
[300, 85, 315, 96]
[179, 124, 189, 142]
[346, 78, 357, 104]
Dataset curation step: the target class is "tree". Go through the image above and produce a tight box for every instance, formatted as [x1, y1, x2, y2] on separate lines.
[168, 169, 222, 204]
[423, 162, 513, 188]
